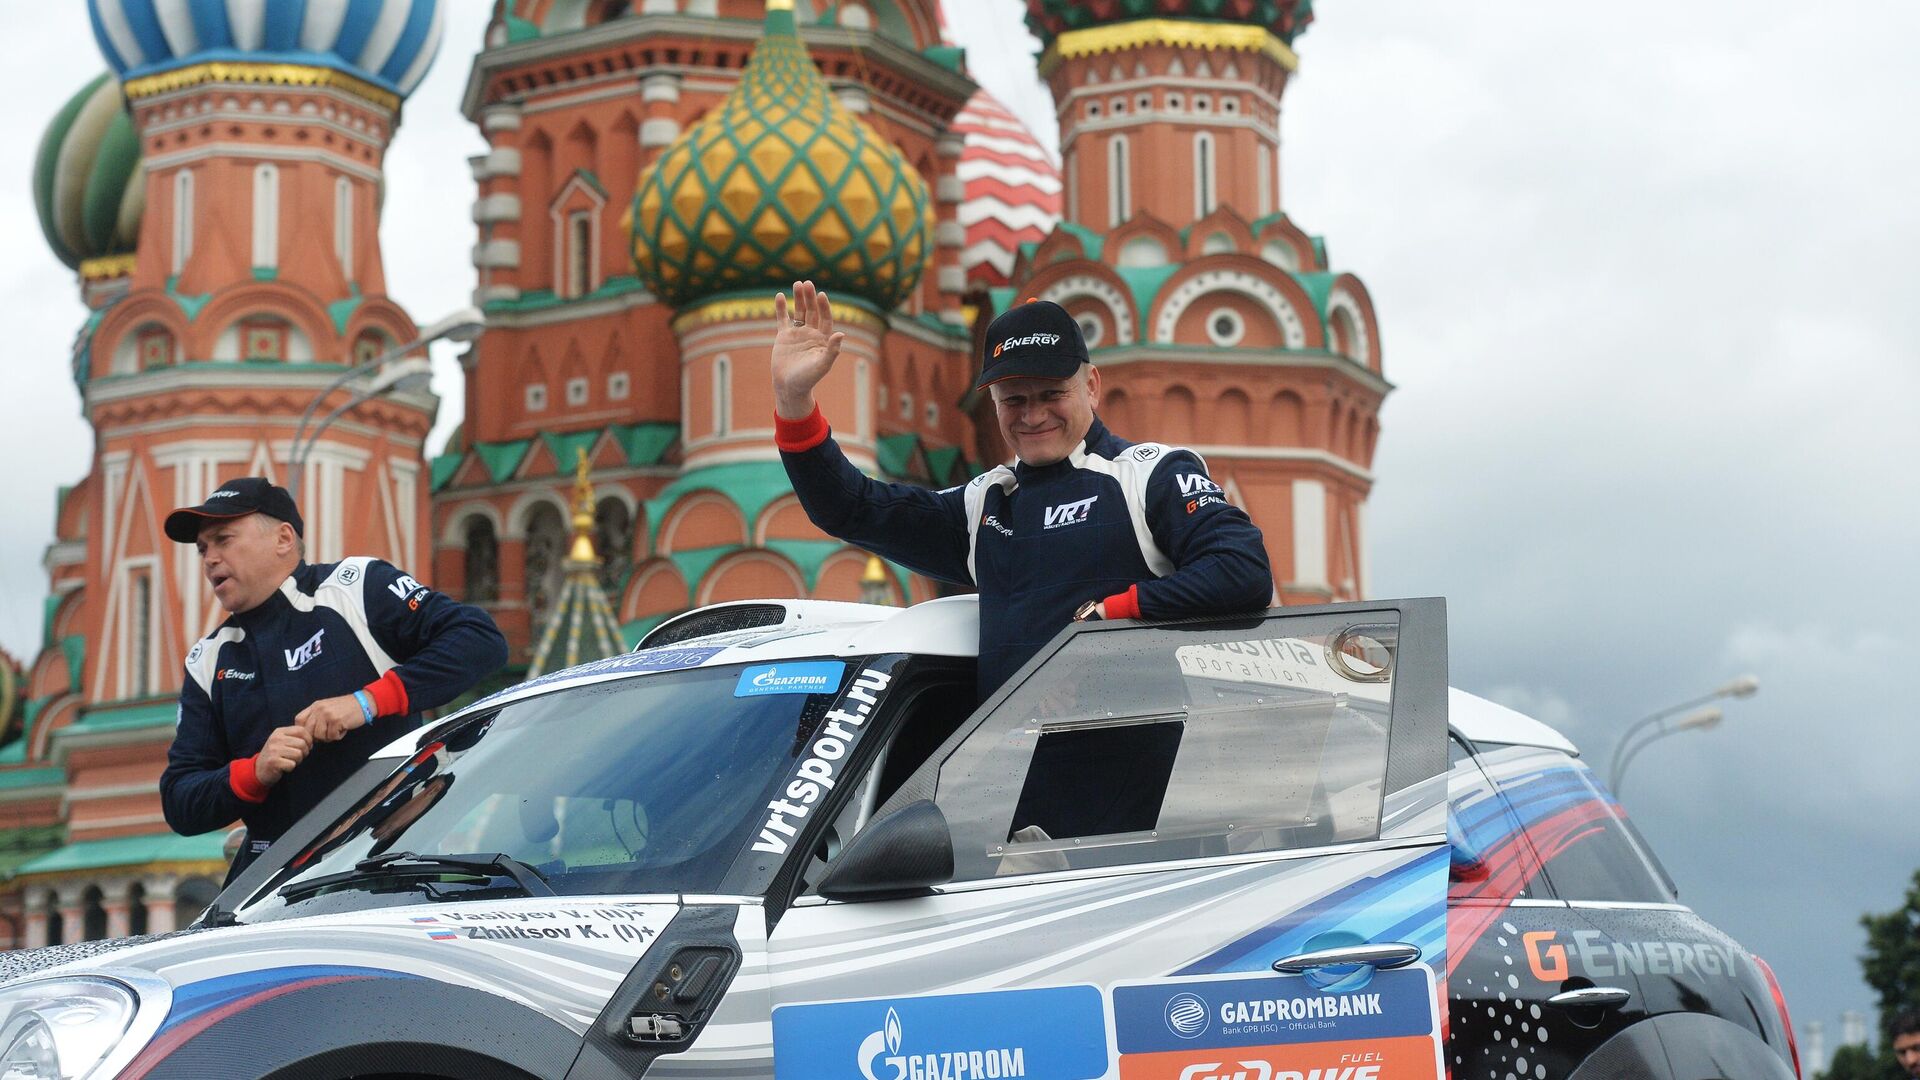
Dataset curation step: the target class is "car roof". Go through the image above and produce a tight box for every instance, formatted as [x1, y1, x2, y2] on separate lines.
[1448, 688, 1579, 756]
[407, 597, 1581, 758]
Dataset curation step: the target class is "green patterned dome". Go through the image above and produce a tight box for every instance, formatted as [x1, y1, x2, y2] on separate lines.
[34, 72, 144, 273]
[628, 1, 934, 311]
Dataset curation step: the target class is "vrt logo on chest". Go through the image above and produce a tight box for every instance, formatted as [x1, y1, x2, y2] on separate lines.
[1043, 495, 1098, 530]
[285, 628, 325, 671]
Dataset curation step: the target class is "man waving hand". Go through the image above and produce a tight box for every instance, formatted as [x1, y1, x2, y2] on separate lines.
[772, 281, 1274, 695]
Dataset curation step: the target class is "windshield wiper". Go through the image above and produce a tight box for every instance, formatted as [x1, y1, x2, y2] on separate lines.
[277, 850, 555, 901]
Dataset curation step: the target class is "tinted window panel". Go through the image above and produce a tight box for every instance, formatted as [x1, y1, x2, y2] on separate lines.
[935, 614, 1400, 881]
[1477, 746, 1677, 904]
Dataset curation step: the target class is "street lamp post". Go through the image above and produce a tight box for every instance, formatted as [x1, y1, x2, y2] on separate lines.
[1608, 674, 1758, 794]
[286, 307, 485, 505]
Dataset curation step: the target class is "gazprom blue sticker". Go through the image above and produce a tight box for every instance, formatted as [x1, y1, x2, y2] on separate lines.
[773, 985, 1107, 1080]
[735, 661, 846, 697]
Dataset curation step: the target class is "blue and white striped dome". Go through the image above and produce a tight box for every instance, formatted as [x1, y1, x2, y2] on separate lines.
[87, 0, 446, 100]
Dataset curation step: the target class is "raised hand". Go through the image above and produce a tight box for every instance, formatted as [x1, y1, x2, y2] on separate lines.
[771, 280, 846, 420]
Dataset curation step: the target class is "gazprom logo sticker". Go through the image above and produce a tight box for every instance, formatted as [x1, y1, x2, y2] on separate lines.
[736, 662, 846, 697]
[1166, 992, 1210, 1039]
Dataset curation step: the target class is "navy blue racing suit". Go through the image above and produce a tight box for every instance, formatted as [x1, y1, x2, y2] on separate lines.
[160, 558, 507, 868]
[778, 411, 1274, 695]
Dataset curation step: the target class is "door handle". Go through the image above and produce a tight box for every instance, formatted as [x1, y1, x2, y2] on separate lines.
[1546, 987, 1632, 1010]
[1272, 942, 1422, 973]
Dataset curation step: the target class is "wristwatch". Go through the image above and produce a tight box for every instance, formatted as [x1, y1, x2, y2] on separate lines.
[1073, 599, 1103, 622]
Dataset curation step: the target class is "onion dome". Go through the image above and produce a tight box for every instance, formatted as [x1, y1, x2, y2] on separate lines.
[34, 73, 144, 273]
[628, 0, 935, 311]
[1025, 0, 1315, 47]
[953, 90, 1061, 288]
[86, 0, 446, 100]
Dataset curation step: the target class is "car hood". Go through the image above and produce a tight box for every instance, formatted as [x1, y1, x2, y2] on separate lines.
[7, 896, 685, 1035]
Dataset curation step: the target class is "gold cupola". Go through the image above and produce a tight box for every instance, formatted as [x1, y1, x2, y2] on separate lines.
[628, 0, 935, 312]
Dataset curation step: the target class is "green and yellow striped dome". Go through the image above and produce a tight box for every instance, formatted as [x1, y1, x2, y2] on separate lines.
[34, 73, 144, 274]
[629, 0, 934, 312]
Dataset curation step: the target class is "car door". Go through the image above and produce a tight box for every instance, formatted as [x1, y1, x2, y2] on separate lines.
[763, 600, 1452, 1080]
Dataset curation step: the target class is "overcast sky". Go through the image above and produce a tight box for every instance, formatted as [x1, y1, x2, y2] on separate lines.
[1, 0, 1914, 1057]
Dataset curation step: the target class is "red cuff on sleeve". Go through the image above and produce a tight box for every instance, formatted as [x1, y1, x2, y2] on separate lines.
[774, 404, 831, 453]
[1103, 584, 1142, 621]
[229, 757, 270, 804]
[362, 669, 411, 718]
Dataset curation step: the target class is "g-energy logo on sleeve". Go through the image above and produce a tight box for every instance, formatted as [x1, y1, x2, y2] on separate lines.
[993, 332, 1062, 357]
[752, 667, 892, 855]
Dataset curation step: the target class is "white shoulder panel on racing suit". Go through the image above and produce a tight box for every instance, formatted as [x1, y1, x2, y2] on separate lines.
[183, 627, 249, 696]
[962, 466, 1018, 585]
[287, 558, 401, 675]
[1073, 440, 1189, 577]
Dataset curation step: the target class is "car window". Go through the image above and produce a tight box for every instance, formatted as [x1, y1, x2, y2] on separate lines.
[933, 613, 1402, 882]
[1447, 736, 1540, 902]
[1480, 746, 1678, 904]
[240, 663, 856, 919]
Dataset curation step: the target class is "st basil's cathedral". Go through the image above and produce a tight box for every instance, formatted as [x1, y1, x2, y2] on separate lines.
[0, 0, 1384, 947]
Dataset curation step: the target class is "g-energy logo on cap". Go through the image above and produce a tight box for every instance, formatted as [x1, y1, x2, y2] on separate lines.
[205, 489, 241, 500]
[993, 332, 1062, 357]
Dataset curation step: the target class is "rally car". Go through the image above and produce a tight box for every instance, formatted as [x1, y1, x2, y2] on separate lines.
[0, 596, 1798, 1079]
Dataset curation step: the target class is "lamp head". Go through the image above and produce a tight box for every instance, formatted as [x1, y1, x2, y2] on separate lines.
[1675, 705, 1724, 732]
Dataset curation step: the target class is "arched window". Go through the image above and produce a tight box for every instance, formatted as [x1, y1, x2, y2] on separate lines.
[127, 882, 148, 936]
[463, 516, 499, 603]
[353, 330, 389, 365]
[1194, 133, 1217, 218]
[171, 169, 195, 274]
[595, 498, 633, 594]
[713, 355, 732, 436]
[1108, 136, 1131, 227]
[855, 359, 872, 439]
[82, 886, 107, 942]
[565, 210, 593, 299]
[1162, 386, 1197, 442]
[252, 164, 279, 270]
[523, 502, 568, 633]
[131, 573, 152, 697]
[45, 893, 63, 947]
[1256, 145, 1273, 216]
[335, 176, 354, 279]
[1065, 154, 1079, 223]
[174, 877, 218, 930]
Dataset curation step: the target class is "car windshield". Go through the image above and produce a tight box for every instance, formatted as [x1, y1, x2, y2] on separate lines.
[236, 661, 852, 920]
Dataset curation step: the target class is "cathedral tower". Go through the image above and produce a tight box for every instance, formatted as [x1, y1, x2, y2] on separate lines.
[1014, 0, 1386, 603]
[436, 0, 977, 657]
[0, 1, 447, 947]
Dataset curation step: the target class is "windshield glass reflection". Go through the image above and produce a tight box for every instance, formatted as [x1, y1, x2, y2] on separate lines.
[238, 662, 850, 920]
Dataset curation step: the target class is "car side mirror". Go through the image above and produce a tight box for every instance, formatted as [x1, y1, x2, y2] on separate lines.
[817, 800, 954, 901]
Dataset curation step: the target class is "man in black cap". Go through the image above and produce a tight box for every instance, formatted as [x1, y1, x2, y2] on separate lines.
[771, 280, 1273, 695]
[159, 477, 508, 879]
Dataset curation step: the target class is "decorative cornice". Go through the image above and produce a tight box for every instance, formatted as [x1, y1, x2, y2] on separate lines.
[79, 254, 138, 282]
[671, 295, 887, 336]
[123, 61, 399, 113]
[1039, 19, 1299, 78]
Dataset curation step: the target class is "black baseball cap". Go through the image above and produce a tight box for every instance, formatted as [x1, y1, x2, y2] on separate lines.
[974, 299, 1090, 391]
[164, 477, 304, 543]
